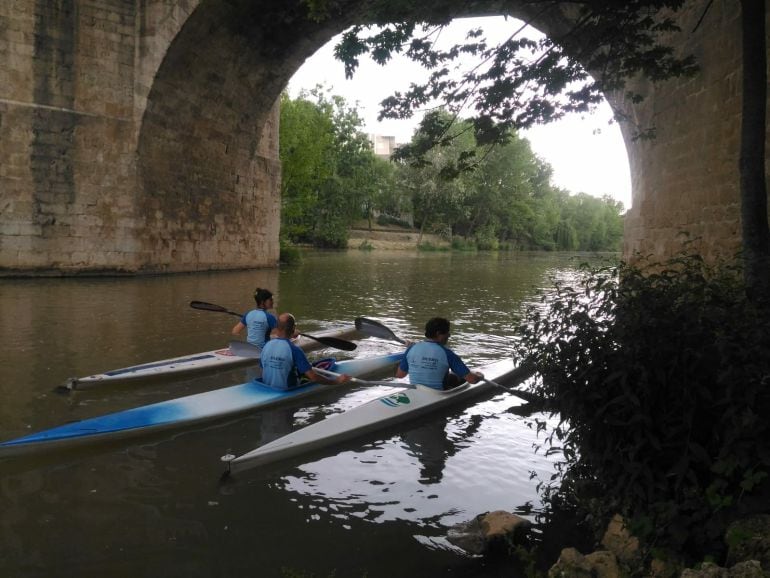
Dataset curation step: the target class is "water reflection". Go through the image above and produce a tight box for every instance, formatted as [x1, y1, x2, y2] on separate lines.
[0, 250, 604, 577]
[274, 389, 553, 536]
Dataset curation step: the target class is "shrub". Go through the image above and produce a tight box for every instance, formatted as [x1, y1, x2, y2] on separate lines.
[279, 241, 302, 265]
[376, 214, 412, 228]
[451, 237, 477, 251]
[417, 241, 448, 252]
[514, 253, 770, 562]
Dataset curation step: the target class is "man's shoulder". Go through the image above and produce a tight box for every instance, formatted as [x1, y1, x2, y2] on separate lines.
[263, 337, 289, 351]
[288, 340, 308, 355]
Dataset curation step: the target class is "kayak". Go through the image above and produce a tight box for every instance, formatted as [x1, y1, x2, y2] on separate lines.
[225, 357, 533, 474]
[0, 352, 403, 458]
[64, 326, 364, 390]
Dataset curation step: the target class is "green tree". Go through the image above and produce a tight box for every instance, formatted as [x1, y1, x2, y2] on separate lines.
[280, 87, 385, 247]
[396, 110, 477, 243]
[279, 91, 336, 242]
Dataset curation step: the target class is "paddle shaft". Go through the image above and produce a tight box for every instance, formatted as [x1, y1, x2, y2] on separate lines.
[192, 301, 356, 350]
[313, 367, 413, 388]
[482, 362, 541, 403]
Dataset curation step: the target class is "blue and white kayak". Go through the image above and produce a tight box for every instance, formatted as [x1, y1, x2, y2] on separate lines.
[224, 358, 534, 474]
[64, 326, 364, 390]
[0, 352, 403, 458]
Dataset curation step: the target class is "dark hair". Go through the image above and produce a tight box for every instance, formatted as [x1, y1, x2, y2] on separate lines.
[254, 287, 273, 307]
[425, 317, 450, 338]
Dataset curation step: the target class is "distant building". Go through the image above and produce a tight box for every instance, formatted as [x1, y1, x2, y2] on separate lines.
[368, 134, 398, 159]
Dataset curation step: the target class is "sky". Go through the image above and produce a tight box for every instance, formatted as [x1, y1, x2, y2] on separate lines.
[287, 16, 633, 210]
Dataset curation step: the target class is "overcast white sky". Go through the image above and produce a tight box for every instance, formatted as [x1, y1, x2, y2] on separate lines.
[287, 16, 632, 210]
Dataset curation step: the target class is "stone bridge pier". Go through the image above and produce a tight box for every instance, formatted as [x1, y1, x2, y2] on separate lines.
[0, 0, 762, 274]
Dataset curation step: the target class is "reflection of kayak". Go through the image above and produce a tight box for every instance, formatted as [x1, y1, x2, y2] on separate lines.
[64, 326, 364, 390]
[225, 358, 532, 474]
[0, 352, 403, 458]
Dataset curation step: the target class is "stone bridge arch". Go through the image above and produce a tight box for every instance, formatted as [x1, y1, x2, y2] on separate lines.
[0, 0, 754, 274]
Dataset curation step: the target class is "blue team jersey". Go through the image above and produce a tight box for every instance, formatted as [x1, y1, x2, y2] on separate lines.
[398, 340, 470, 390]
[259, 338, 312, 390]
[242, 309, 277, 349]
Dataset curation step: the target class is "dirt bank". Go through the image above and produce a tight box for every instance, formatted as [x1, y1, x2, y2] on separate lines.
[347, 227, 449, 250]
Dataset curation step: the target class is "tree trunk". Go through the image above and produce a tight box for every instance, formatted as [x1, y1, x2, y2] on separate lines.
[739, 0, 770, 304]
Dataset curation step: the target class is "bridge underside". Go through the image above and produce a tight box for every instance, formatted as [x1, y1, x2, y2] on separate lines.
[0, 0, 761, 274]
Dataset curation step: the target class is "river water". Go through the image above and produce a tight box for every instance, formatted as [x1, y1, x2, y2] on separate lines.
[0, 250, 600, 577]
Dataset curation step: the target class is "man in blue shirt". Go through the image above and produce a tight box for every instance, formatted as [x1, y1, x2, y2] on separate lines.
[231, 287, 278, 350]
[396, 317, 484, 390]
[260, 313, 351, 390]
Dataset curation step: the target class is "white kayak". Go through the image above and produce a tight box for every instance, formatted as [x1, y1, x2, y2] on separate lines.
[0, 352, 403, 458]
[64, 326, 364, 390]
[225, 357, 534, 474]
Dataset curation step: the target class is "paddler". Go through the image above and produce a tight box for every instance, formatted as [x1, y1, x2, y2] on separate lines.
[396, 317, 484, 389]
[260, 313, 351, 390]
[231, 287, 278, 351]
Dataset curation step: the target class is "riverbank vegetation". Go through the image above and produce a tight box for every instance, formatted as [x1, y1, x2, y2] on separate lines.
[279, 89, 624, 252]
[513, 252, 770, 569]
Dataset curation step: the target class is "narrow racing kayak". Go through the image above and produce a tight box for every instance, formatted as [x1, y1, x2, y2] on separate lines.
[64, 325, 364, 390]
[224, 357, 533, 474]
[0, 352, 403, 458]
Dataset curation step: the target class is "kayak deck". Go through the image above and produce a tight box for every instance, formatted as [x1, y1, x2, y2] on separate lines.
[226, 358, 533, 474]
[65, 325, 364, 390]
[0, 352, 403, 458]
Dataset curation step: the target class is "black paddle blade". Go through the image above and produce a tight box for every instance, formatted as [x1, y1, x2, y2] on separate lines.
[190, 301, 242, 317]
[300, 334, 356, 351]
[354, 317, 407, 344]
[190, 300, 227, 312]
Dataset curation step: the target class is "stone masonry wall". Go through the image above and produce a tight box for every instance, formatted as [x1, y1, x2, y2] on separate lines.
[621, 1, 755, 263]
[0, 0, 141, 273]
[0, 0, 282, 275]
[0, 0, 765, 274]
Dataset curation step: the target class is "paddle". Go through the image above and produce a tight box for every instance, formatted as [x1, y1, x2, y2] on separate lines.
[191, 301, 357, 351]
[227, 342, 407, 387]
[190, 300, 241, 318]
[483, 379, 542, 403]
[312, 367, 415, 389]
[354, 317, 409, 345]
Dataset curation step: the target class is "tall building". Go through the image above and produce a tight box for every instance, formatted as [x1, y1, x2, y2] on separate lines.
[368, 134, 397, 159]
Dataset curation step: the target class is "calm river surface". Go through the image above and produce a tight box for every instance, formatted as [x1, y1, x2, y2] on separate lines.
[0, 250, 603, 577]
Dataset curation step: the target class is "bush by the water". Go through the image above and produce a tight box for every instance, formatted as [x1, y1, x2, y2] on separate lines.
[279, 241, 302, 265]
[514, 253, 770, 563]
[376, 214, 412, 229]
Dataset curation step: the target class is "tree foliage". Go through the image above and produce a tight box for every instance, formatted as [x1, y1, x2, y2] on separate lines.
[326, 1, 696, 164]
[279, 88, 394, 247]
[393, 109, 625, 251]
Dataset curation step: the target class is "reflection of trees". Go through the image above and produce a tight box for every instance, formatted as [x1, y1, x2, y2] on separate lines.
[400, 414, 483, 485]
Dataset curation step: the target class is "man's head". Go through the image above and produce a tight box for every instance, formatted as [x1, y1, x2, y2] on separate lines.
[276, 312, 296, 338]
[425, 317, 450, 344]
